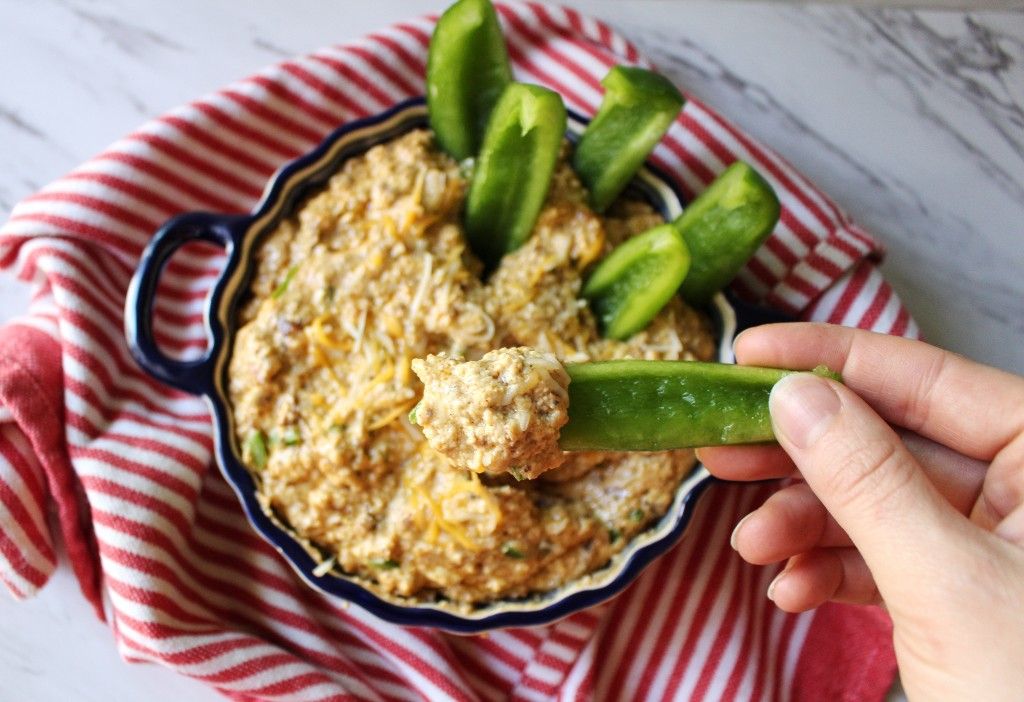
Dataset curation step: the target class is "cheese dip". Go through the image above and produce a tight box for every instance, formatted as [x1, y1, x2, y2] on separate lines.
[229, 129, 714, 606]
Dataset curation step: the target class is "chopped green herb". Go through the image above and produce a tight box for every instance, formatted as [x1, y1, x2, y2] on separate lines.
[370, 559, 400, 570]
[502, 545, 524, 559]
[247, 430, 267, 470]
[328, 423, 345, 433]
[272, 266, 298, 299]
[608, 528, 621, 544]
[268, 428, 299, 447]
[508, 467, 525, 482]
[408, 404, 419, 425]
[629, 508, 646, 522]
[281, 427, 301, 446]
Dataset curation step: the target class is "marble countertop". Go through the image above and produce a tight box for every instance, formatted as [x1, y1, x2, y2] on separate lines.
[0, 1, 1021, 700]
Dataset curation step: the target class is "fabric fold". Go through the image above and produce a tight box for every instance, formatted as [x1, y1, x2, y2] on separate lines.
[0, 323, 104, 616]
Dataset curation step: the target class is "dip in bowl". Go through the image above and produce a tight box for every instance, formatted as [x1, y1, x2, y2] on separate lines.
[126, 98, 738, 632]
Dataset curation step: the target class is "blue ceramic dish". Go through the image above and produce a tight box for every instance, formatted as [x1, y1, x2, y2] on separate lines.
[125, 97, 758, 633]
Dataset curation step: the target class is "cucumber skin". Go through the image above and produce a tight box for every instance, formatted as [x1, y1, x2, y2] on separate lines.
[559, 361, 835, 451]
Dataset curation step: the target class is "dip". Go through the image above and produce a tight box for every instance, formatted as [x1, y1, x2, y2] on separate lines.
[412, 347, 570, 480]
[229, 129, 715, 606]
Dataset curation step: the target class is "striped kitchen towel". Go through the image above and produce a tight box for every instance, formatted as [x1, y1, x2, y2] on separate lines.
[0, 3, 907, 700]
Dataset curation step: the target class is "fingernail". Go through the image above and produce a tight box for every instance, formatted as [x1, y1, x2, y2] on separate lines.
[769, 374, 842, 449]
[730, 330, 748, 363]
[730, 513, 753, 551]
[767, 569, 786, 602]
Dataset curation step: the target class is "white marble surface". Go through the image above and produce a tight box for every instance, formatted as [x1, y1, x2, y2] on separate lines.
[0, 1, 1020, 700]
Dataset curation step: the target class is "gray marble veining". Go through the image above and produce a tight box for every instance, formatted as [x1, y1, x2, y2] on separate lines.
[68, 4, 186, 56]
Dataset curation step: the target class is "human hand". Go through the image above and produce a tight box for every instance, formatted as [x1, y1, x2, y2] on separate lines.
[698, 323, 1024, 701]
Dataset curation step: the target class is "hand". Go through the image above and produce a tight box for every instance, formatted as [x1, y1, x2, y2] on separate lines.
[698, 323, 1024, 701]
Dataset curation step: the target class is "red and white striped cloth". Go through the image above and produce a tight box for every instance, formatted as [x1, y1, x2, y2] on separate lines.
[0, 3, 909, 700]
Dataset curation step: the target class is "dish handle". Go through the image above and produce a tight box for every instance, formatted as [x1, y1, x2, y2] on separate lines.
[125, 212, 243, 395]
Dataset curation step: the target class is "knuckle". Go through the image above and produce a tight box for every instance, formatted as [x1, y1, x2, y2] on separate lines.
[824, 437, 916, 515]
[895, 348, 953, 433]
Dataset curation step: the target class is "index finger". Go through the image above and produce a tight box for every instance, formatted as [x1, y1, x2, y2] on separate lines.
[734, 323, 1024, 462]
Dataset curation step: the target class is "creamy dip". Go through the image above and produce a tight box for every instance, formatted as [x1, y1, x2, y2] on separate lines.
[413, 347, 570, 480]
[229, 129, 715, 606]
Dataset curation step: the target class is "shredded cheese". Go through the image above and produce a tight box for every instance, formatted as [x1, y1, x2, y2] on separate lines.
[395, 353, 411, 386]
[401, 209, 416, 234]
[415, 485, 478, 551]
[399, 415, 422, 442]
[411, 169, 426, 207]
[304, 316, 352, 392]
[368, 361, 395, 388]
[400, 169, 427, 232]
[367, 399, 416, 432]
[440, 473, 502, 531]
[312, 556, 336, 577]
[407, 254, 433, 325]
[579, 231, 604, 267]
[311, 315, 348, 350]
[415, 214, 439, 235]
[352, 307, 368, 353]
[383, 315, 404, 338]
[310, 343, 344, 385]
[324, 397, 351, 430]
[466, 473, 502, 526]
[460, 302, 495, 345]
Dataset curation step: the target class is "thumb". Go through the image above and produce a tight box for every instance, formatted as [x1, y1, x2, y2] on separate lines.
[769, 372, 962, 592]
